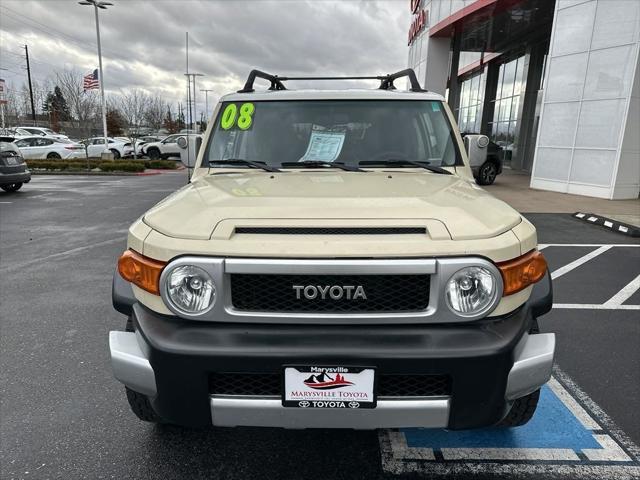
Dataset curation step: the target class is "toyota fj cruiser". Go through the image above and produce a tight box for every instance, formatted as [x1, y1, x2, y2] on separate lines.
[110, 69, 554, 430]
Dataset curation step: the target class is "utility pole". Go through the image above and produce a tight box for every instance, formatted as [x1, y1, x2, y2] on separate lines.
[184, 73, 204, 131]
[24, 45, 36, 125]
[201, 89, 214, 127]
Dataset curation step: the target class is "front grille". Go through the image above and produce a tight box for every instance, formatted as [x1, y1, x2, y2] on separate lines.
[230, 274, 430, 313]
[235, 227, 427, 235]
[209, 373, 451, 397]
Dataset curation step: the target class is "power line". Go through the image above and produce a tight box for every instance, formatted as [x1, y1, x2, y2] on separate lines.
[0, 5, 121, 58]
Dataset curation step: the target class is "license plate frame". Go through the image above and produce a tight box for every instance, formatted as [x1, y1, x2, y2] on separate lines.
[282, 365, 377, 409]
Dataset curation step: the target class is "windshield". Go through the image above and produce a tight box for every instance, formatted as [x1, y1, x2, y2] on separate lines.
[204, 100, 461, 168]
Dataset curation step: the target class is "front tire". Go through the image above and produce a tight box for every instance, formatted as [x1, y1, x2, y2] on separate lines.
[147, 148, 161, 160]
[110, 149, 121, 159]
[499, 389, 540, 427]
[1, 182, 23, 192]
[476, 161, 498, 185]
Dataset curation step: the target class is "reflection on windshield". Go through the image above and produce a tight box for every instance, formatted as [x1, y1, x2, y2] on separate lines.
[205, 100, 460, 168]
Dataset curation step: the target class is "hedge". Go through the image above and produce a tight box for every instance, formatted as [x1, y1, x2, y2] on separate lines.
[26, 159, 177, 172]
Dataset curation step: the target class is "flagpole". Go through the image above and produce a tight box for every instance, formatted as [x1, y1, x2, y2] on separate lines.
[80, 1, 112, 157]
[94, 4, 109, 156]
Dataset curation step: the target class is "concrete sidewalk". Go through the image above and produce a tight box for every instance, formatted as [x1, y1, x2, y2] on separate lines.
[485, 170, 640, 226]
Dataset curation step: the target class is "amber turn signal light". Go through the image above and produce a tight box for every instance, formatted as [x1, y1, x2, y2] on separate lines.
[497, 250, 547, 296]
[117, 249, 166, 295]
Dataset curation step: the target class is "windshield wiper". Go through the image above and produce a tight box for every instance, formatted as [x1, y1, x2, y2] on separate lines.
[359, 159, 452, 175]
[281, 161, 364, 172]
[209, 159, 281, 172]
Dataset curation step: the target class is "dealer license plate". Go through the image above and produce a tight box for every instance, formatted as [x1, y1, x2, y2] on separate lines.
[283, 366, 376, 409]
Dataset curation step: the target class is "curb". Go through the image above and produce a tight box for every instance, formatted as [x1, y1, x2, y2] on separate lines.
[31, 169, 183, 177]
[572, 212, 640, 238]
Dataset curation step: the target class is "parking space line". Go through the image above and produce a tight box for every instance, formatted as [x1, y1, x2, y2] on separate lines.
[603, 274, 640, 307]
[0, 236, 124, 273]
[540, 244, 640, 248]
[553, 303, 640, 310]
[550, 246, 612, 280]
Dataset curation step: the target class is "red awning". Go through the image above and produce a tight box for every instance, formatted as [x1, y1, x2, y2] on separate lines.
[430, 0, 524, 38]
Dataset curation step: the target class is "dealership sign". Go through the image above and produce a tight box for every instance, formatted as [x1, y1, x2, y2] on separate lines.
[408, 1, 428, 45]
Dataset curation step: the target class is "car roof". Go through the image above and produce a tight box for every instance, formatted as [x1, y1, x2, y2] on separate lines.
[220, 88, 446, 103]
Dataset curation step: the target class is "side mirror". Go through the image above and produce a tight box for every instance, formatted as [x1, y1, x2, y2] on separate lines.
[176, 135, 202, 168]
[463, 134, 489, 167]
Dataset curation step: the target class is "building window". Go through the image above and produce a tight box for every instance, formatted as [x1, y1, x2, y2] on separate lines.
[458, 70, 486, 134]
[489, 56, 526, 164]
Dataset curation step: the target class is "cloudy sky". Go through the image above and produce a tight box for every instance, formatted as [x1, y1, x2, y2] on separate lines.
[0, 0, 411, 116]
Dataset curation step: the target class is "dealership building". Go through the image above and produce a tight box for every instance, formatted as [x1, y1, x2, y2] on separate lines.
[407, 0, 640, 199]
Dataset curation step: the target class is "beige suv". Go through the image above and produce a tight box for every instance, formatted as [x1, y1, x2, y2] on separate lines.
[109, 69, 554, 430]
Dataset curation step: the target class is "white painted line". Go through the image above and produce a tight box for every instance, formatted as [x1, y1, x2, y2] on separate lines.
[0, 237, 124, 273]
[588, 216, 598, 222]
[548, 377, 600, 430]
[620, 226, 629, 233]
[604, 221, 613, 228]
[539, 244, 640, 248]
[388, 431, 436, 460]
[583, 435, 632, 462]
[0, 201, 12, 204]
[604, 274, 640, 307]
[441, 447, 580, 461]
[554, 303, 640, 310]
[550, 246, 611, 280]
[575, 213, 586, 218]
[538, 244, 550, 251]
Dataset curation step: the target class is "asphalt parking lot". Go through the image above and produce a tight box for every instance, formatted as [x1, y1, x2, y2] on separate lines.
[1, 174, 639, 480]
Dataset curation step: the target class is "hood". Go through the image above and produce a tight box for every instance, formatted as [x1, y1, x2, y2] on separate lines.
[142, 171, 521, 241]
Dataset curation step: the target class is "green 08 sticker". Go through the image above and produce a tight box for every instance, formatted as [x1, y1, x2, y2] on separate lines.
[220, 103, 255, 130]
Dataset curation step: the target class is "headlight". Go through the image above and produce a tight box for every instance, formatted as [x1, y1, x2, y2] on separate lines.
[165, 265, 216, 314]
[445, 266, 498, 316]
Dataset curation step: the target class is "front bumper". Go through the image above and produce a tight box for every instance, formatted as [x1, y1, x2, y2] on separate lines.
[109, 271, 554, 429]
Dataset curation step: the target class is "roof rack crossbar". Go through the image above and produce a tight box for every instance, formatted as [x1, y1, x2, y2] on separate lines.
[237, 68, 426, 93]
[238, 69, 287, 93]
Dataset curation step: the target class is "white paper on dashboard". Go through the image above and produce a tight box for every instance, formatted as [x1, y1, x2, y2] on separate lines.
[298, 129, 346, 163]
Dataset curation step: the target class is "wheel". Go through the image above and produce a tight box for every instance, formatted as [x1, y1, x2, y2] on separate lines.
[499, 389, 540, 427]
[147, 148, 161, 160]
[47, 152, 61, 159]
[476, 161, 498, 185]
[125, 387, 163, 423]
[110, 149, 121, 159]
[1, 182, 23, 192]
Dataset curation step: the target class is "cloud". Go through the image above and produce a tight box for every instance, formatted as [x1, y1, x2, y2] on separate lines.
[0, 0, 411, 116]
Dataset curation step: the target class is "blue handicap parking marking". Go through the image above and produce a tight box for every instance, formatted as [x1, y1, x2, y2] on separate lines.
[380, 368, 640, 478]
[403, 386, 600, 451]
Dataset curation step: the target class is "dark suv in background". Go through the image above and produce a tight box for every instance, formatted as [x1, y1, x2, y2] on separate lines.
[0, 137, 31, 192]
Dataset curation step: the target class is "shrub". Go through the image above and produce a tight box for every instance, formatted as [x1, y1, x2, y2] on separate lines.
[98, 161, 145, 172]
[27, 159, 146, 173]
[144, 160, 177, 169]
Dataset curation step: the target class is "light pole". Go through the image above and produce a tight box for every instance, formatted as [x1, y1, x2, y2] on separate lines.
[200, 89, 214, 128]
[79, 0, 112, 157]
[184, 73, 204, 131]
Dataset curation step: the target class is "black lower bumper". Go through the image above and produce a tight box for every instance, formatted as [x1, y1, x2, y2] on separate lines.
[0, 171, 31, 185]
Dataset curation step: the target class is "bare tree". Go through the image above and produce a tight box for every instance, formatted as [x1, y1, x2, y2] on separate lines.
[144, 95, 166, 132]
[55, 68, 99, 135]
[117, 89, 150, 159]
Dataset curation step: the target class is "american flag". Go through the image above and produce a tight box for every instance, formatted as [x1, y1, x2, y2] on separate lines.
[83, 69, 99, 91]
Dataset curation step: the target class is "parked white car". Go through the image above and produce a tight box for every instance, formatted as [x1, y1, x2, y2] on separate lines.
[142, 134, 201, 159]
[15, 126, 69, 140]
[14, 136, 85, 159]
[83, 137, 133, 159]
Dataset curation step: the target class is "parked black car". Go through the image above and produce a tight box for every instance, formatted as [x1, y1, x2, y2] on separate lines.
[0, 137, 31, 192]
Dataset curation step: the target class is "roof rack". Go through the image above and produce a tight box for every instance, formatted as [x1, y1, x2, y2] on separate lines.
[237, 68, 426, 93]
